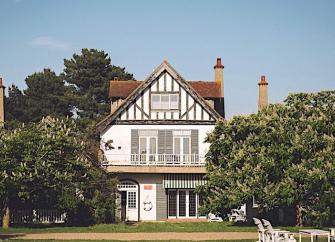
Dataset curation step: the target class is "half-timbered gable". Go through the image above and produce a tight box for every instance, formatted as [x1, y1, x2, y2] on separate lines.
[98, 60, 221, 132]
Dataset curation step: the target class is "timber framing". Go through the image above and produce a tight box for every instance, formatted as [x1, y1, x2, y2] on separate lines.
[113, 120, 217, 125]
[97, 60, 222, 133]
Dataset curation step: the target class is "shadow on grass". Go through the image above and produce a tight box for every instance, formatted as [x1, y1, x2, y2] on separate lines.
[0, 233, 24, 240]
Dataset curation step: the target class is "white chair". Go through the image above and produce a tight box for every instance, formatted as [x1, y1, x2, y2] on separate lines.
[253, 217, 266, 242]
[207, 213, 223, 222]
[228, 209, 246, 222]
[262, 219, 296, 242]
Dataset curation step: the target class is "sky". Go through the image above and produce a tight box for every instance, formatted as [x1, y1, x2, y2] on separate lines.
[0, 0, 334, 118]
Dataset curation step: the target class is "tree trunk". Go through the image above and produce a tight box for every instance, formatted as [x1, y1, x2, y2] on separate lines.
[2, 205, 10, 229]
[296, 204, 303, 226]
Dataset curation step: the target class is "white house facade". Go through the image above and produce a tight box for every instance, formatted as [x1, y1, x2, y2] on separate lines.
[97, 59, 225, 221]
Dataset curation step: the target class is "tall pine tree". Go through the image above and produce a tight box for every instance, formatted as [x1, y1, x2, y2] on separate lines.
[64, 48, 134, 120]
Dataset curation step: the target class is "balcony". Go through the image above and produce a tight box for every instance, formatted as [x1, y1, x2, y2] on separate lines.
[102, 154, 206, 167]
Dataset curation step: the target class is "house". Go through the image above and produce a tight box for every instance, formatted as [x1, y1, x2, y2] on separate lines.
[97, 58, 226, 221]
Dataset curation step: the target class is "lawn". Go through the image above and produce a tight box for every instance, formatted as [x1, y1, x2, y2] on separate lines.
[0, 239, 331, 242]
[0, 221, 314, 234]
[2, 240, 256, 242]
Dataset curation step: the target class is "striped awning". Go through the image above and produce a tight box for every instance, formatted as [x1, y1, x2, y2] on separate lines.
[163, 174, 207, 189]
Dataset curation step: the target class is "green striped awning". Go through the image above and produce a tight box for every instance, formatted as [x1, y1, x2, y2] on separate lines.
[163, 174, 207, 189]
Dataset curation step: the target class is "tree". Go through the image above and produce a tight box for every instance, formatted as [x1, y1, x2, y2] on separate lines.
[198, 91, 335, 226]
[24, 69, 72, 122]
[0, 117, 89, 228]
[63, 48, 134, 120]
[5, 69, 72, 125]
[5, 85, 28, 124]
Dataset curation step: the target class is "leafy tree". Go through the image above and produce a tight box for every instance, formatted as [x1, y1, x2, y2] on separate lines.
[63, 48, 134, 120]
[199, 91, 335, 226]
[0, 117, 89, 228]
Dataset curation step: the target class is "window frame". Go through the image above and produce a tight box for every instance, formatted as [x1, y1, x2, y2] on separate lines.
[151, 93, 179, 111]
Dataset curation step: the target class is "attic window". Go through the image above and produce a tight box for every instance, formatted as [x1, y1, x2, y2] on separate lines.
[151, 94, 179, 110]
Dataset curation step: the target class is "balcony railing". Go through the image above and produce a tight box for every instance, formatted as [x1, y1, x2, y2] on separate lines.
[102, 154, 206, 167]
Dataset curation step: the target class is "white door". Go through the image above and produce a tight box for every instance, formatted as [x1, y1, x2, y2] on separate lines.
[173, 136, 191, 163]
[118, 182, 139, 222]
[169, 190, 198, 218]
[126, 190, 138, 221]
[139, 136, 157, 162]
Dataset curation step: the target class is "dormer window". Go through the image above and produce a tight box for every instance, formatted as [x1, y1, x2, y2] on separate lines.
[151, 94, 179, 110]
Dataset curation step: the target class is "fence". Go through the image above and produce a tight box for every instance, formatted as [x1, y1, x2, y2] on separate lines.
[11, 209, 66, 224]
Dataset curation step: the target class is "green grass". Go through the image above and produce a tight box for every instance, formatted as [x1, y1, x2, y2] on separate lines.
[2, 240, 255, 242]
[0, 221, 316, 234]
[0, 222, 256, 233]
[1, 239, 331, 242]
[0, 222, 259, 234]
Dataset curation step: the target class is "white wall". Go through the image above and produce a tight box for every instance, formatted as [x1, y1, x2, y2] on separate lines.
[118, 173, 163, 221]
[101, 124, 214, 162]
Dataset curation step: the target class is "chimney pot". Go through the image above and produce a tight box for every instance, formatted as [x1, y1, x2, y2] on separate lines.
[258, 75, 268, 85]
[214, 57, 224, 69]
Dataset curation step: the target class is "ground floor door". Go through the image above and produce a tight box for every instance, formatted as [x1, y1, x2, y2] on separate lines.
[121, 191, 127, 221]
[168, 189, 204, 219]
[117, 181, 139, 222]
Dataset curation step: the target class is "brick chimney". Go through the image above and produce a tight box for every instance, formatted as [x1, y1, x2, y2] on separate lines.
[214, 57, 224, 97]
[213, 58, 225, 118]
[258, 75, 269, 111]
[0, 78, 5, 128]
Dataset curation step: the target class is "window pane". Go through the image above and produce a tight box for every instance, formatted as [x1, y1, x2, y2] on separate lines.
[168, 190, 177, 217]
[139, 137, 147, 154]
[149, 137, 156, 154]
[151, 95, 160, 109]
[161, 95, 169, 109]
[174, 137, 181, 154]
[189, 191, 196, 217]
[128, 191, 137, 209]
[178, 191, 186, 216]
[170, 94, 179, 109]
[183, 137, 190, 154]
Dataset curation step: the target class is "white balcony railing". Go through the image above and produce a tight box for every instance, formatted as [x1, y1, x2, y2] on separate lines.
[102, 154, 206, 167]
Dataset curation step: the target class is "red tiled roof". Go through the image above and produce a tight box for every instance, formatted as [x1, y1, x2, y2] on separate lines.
[188, 81, 222, 98]
[109, 80, 143, 98]
[109, 80, 222, 98]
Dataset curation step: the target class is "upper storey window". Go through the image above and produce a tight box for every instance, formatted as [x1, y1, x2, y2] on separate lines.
[151, 94, 179, 110]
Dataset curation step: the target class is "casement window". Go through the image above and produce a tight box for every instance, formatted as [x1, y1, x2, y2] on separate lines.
[151, 94, 179, 110]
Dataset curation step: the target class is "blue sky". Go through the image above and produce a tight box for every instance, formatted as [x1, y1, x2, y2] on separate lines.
[0, 0, 334, 118]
